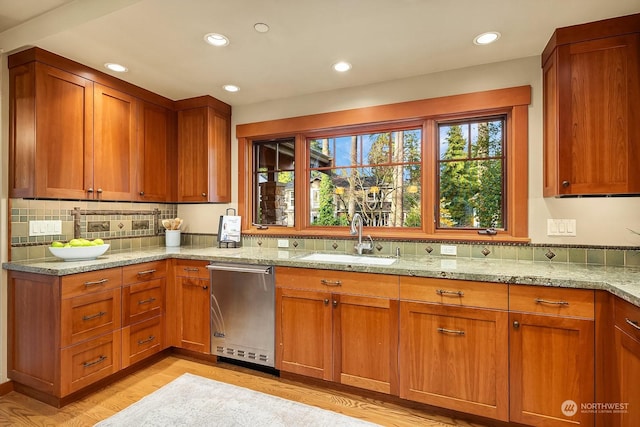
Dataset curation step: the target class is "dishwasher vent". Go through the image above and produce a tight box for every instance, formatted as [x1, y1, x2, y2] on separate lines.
[214, 346, 270, 364]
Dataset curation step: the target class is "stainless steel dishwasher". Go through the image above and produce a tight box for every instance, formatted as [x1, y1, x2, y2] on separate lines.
[206, 263, 275, 368]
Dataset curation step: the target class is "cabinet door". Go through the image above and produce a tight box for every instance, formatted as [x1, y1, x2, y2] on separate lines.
[276, 287, 332, 380]
[334, 294, 398, 395]
[549, 34, 640, 195]
[93, 84, 137, 200]
[136, 102, 173, 201]
[176, 275, 210, 353]
[510, 313, 595, 427]
[177, 107, 210, 202]
[612, 327, 640, 427]
[33, 63, 94, 199]
[399, 302, 509, 421]
[177, 107, 230, 202]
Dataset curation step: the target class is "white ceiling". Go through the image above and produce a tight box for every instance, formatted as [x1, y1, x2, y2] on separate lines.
[1, 0, 638, 106]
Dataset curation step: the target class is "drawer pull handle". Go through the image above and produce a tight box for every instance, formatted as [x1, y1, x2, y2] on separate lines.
[625, 318, 640, 331]
[137, 269, 157, 276]
[83, 355, 107, 368]
[183, 267, 200, 272]
[138, 335, 156, 345]
[83, 311, 107, 321]
[436, 289, 464, 297]
[320, 279, 342, 286]
[138, 297, 157, 305]
[535, 298, 569, 306]
[437, 327, 465, 336]
[83, 278, 108, 287]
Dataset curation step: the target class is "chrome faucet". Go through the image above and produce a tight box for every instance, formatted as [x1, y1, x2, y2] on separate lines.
[350, 213, 373, 255]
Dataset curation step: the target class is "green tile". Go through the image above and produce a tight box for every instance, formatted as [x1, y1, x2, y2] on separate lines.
[569, 248, 586, 264]
[626, 250, 640, 267]
[501, 246, 518, 260]
[517, 246, 533, 261]
[605, 250, 625, 267]
[586, 249, 605, 265]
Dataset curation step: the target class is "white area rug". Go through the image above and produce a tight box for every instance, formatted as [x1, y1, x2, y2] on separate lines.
[95, 373, 380, 426]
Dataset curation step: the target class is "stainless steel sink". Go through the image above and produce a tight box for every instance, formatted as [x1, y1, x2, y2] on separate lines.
[298, 253, 397, 266]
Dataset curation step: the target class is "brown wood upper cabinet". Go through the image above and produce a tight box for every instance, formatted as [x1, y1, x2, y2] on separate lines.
[8, 47, 179, 202]
[542, 13, 640, 196]
[136, 102, 175, 202]
[176, 96, 231, 203]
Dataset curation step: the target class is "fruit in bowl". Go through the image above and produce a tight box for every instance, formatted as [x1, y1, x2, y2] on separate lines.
[48, 239, 110, 261]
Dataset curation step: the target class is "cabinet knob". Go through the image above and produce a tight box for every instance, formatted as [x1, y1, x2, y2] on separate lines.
[324, 298, 329, 305]
[139, 191, 145, 196]
[513, 321, 520, 329]
[87, 187, 94, 193]
[562, 180, 570, 188]
[201, 192, 207, 197]
[332, 300, 338, 308]
[97, 188, 103, 194]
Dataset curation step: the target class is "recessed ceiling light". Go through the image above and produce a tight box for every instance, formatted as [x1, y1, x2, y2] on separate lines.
[473, 31, 501, 45]
[223, 84, 240, 92]
[332, 61, 352, 72]
[104, 63, 128, 72]
[254, 23, 270, 33]
[204, 33, 230, 47]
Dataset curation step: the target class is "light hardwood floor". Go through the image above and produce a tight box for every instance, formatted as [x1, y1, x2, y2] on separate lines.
[0, 355, 491, 426]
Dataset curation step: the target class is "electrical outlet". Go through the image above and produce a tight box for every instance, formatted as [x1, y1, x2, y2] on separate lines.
[440, 244, 457, 256]
[277, 239, 289, 248]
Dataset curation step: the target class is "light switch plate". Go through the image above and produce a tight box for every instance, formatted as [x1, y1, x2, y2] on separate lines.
[29, 220, 62, 236]
[547, 219, 577, 237]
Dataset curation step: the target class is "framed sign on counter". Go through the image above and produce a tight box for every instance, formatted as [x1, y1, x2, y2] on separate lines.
[218, 208, 241, 247]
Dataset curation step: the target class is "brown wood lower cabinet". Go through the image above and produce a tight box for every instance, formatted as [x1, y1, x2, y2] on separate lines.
[8, 260, 168, 404]
[275, 267, 399, 395]
[509, 286, 595, 427]
[399, 302, 509, 421]
[399, 277, 509, 421]
[173, 260, 210, 353]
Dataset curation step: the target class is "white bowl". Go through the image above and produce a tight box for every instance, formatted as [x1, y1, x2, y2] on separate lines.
[48, 244, 110, 261]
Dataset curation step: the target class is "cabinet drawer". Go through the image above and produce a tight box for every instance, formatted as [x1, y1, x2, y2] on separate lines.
[123, 260, 167, 285]
[122, 316, 163, 368]
[61, 288, 122, 347]
[60, 330, 121, 397]
[614, 297, 640, 341]
[400, 277, 508, 310]
[174, 260, 209, 279]
[62, 268, 122, 299]
[123, 278, 164, 326]
[509, 285, 594, 319]
[275, 267, 398, 299]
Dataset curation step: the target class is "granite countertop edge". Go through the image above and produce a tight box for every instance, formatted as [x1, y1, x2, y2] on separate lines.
[3, 245, 639, 308]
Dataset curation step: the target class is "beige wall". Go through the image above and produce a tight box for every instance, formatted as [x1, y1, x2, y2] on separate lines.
[179, 55, 640, 247]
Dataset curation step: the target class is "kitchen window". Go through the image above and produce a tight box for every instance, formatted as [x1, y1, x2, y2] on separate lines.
[307, 128, 422, 228]
[237, 86, 530, 241]
[438, 117, 505, 230]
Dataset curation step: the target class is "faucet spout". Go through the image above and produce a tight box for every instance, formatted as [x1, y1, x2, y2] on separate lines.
[350, 213, 373, 255]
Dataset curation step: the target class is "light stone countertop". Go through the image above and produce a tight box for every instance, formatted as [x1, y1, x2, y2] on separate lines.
[3, 245, 639, 308]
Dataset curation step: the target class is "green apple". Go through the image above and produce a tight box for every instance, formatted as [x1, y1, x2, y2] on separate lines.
[68, 239, 83, 247]
[93, 238, 104, 245]
[51, 241, 64, 248]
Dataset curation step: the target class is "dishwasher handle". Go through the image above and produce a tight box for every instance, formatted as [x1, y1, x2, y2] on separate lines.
[206, 263, 272, 275]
